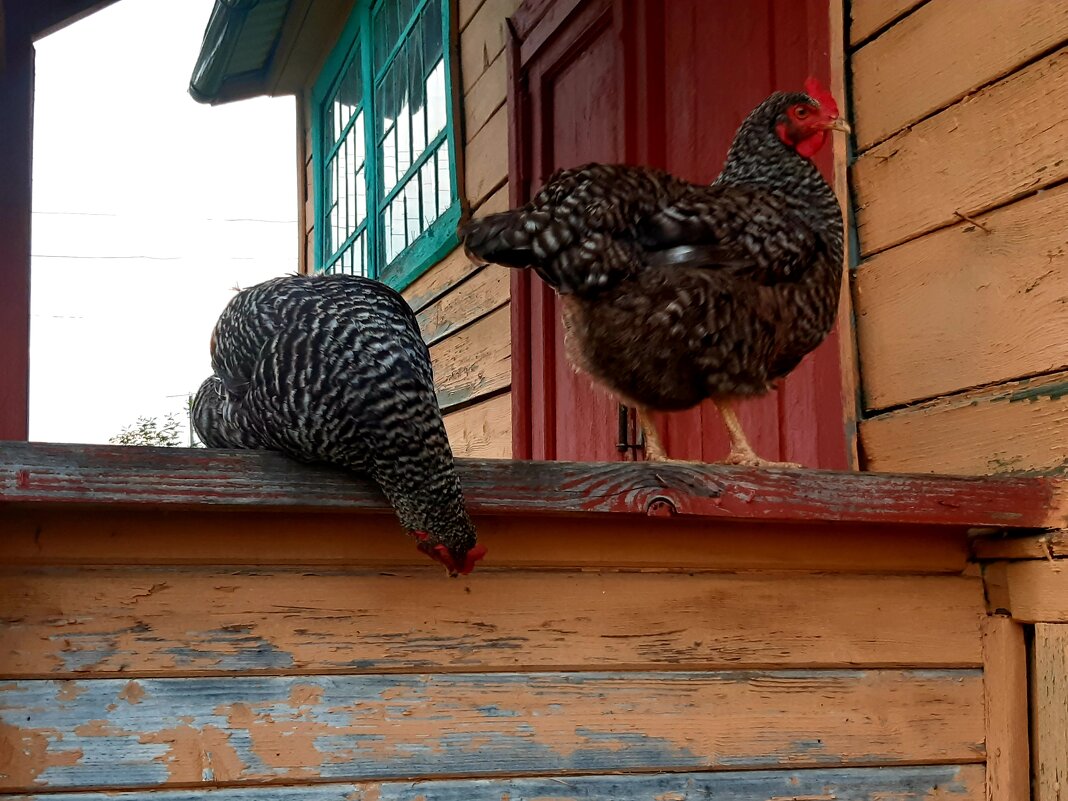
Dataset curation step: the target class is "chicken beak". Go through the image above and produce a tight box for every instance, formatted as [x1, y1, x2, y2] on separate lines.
[828, 117, 852, 134]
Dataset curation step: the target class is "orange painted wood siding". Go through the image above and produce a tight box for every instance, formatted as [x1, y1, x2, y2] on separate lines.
[847, 0, 1068, 475]
[0, 444, 1051, 798]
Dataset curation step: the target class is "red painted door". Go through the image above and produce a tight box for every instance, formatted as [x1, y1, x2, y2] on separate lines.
[509, 0, 847, 467]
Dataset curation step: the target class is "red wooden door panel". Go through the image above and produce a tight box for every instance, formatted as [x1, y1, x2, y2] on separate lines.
[510, 0, 631, 461]
[655, 0, 847, 468]
[510, 0, 847, 467]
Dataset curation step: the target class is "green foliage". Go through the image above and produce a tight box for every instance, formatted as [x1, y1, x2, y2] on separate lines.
[109, 413, 183, 447]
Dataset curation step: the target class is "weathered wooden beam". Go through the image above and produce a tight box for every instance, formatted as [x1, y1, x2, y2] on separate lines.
[0, 442, 1061, 529]
[0, 507, 973, 573]
[0, 669, 984, 791]
[981, 616, 1031, 801]
[7, 765, 987, 801]
[985, 560, 1068, 623]
[1033, 624, 1068, 801]
[973, 530, 1068, 561]
[1, 569, 984, 677]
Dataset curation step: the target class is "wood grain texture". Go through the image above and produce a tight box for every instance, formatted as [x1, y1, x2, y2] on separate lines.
[458, 0, 485, 32]
[831, 0, 861, 470]
[443, 390, 511, 458]
[973, 530, 1068, 561]
[269, 0, 353, 95]
[981, 616, 1030, 801]
[464, 101, 508, 207]
[852, 47, 1068, 255]
[416, 263, 509, 345]
[0, 569, 983, 677]
[987, 560, 1068, 623]
[849, 0, 926, 45]
[459, 0, 519, 94]
[0, 670, 985, 790]
[852, 0, 1068, 149]
[463, 47, 506, 142]
[0, 508, 971, 573]
[5, 764, 987, 801]
[472, 182, 509, 217]
[430, 303, 510, 410]
[0, 441, 1059, 528]
[402, 247, 483, 313]
[855, 183, 1068, 411]
[1033, 624, 1068, 801]
[860, 371, 1068, 476]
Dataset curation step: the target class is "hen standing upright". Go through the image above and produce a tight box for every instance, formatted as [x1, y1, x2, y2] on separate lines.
[461, 79, 849, 467]
[192, 273, 486, 576]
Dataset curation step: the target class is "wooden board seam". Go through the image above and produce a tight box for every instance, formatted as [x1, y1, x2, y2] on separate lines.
[848, 0, 931, 49]
[860, 173, 1068, 261]
[0, 763, 992, 796]
[421, 268, 510, 348]
[861, 364, 1068, 419]
[471, 176, 509, 213]
[853, 38, 1068, 156]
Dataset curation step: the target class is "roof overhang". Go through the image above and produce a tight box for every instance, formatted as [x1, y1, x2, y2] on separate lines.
[189, 0, 354, 106]
[188, 0, 290, 105]
[3, 0, 120, 41]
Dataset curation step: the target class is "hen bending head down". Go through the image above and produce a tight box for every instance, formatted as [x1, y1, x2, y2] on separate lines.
[192, 274, 486, 576]
[460, 79, 849, 467]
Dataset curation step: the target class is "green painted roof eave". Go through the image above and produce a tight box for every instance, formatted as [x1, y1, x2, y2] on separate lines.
[189, 0, 289, 106]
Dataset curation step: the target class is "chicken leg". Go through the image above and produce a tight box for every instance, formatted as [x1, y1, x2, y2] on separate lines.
[639, 401, 801, 468]
[715, 398, 801, 469]
[637, 407, 668, 461]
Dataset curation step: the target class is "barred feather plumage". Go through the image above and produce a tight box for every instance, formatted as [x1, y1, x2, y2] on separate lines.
[460, 88, 844, 415]
[193, 273, 484, 575]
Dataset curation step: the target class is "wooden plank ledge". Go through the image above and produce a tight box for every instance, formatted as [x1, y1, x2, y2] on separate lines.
[0, 442, 1060, 529]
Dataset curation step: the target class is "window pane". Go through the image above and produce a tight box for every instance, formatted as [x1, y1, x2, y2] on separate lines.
[321, 38, 369, 268]
[373, 0, 453, 268]
[426, 58, 446, 139]
[404, 178, 420, 246]
[372, 0, 398, 73]
[436, 144, 451, 214]
[329, 42, 363, 151]
[343, 130, 354, 234]
[420, 160, 437, 224]
[356, 165, 367, 223]
[382, 123, 397, 194]
[385, 193, 406, 263]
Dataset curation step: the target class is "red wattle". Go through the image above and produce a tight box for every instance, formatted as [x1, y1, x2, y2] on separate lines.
[795, 131, 828, 159]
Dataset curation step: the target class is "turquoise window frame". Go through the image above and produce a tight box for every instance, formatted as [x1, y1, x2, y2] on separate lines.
[311, 0, 461, 291]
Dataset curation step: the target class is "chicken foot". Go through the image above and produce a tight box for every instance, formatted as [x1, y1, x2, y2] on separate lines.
[715, 398, 801, 469]
[638, 401, 801, 468]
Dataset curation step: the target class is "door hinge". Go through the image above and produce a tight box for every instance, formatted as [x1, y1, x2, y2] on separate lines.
[616, 404, 644, 456]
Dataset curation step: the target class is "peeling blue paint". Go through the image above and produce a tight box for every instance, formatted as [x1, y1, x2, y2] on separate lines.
[0, 671, 979, 790]
[12, 765, 980, 800]
[161, 636, 295, 670]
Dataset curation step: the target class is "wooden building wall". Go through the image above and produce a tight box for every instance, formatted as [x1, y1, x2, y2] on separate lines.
[3, 443, 1060, 798]
[294, 0, 517, 460]
[848, 0, 1068, 475]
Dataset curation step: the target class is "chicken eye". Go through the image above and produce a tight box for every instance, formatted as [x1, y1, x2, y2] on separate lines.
[793, 105, 811, 119]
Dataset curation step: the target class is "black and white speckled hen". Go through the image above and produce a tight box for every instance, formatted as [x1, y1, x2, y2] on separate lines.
[192, 273, 486, 576]
[461, 79, 848, 467]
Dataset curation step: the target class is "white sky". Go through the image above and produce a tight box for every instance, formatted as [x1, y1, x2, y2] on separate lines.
[30, 0, 296, 445]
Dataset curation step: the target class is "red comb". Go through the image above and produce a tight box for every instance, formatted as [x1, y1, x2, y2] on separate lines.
[803, 77, 839, 118]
